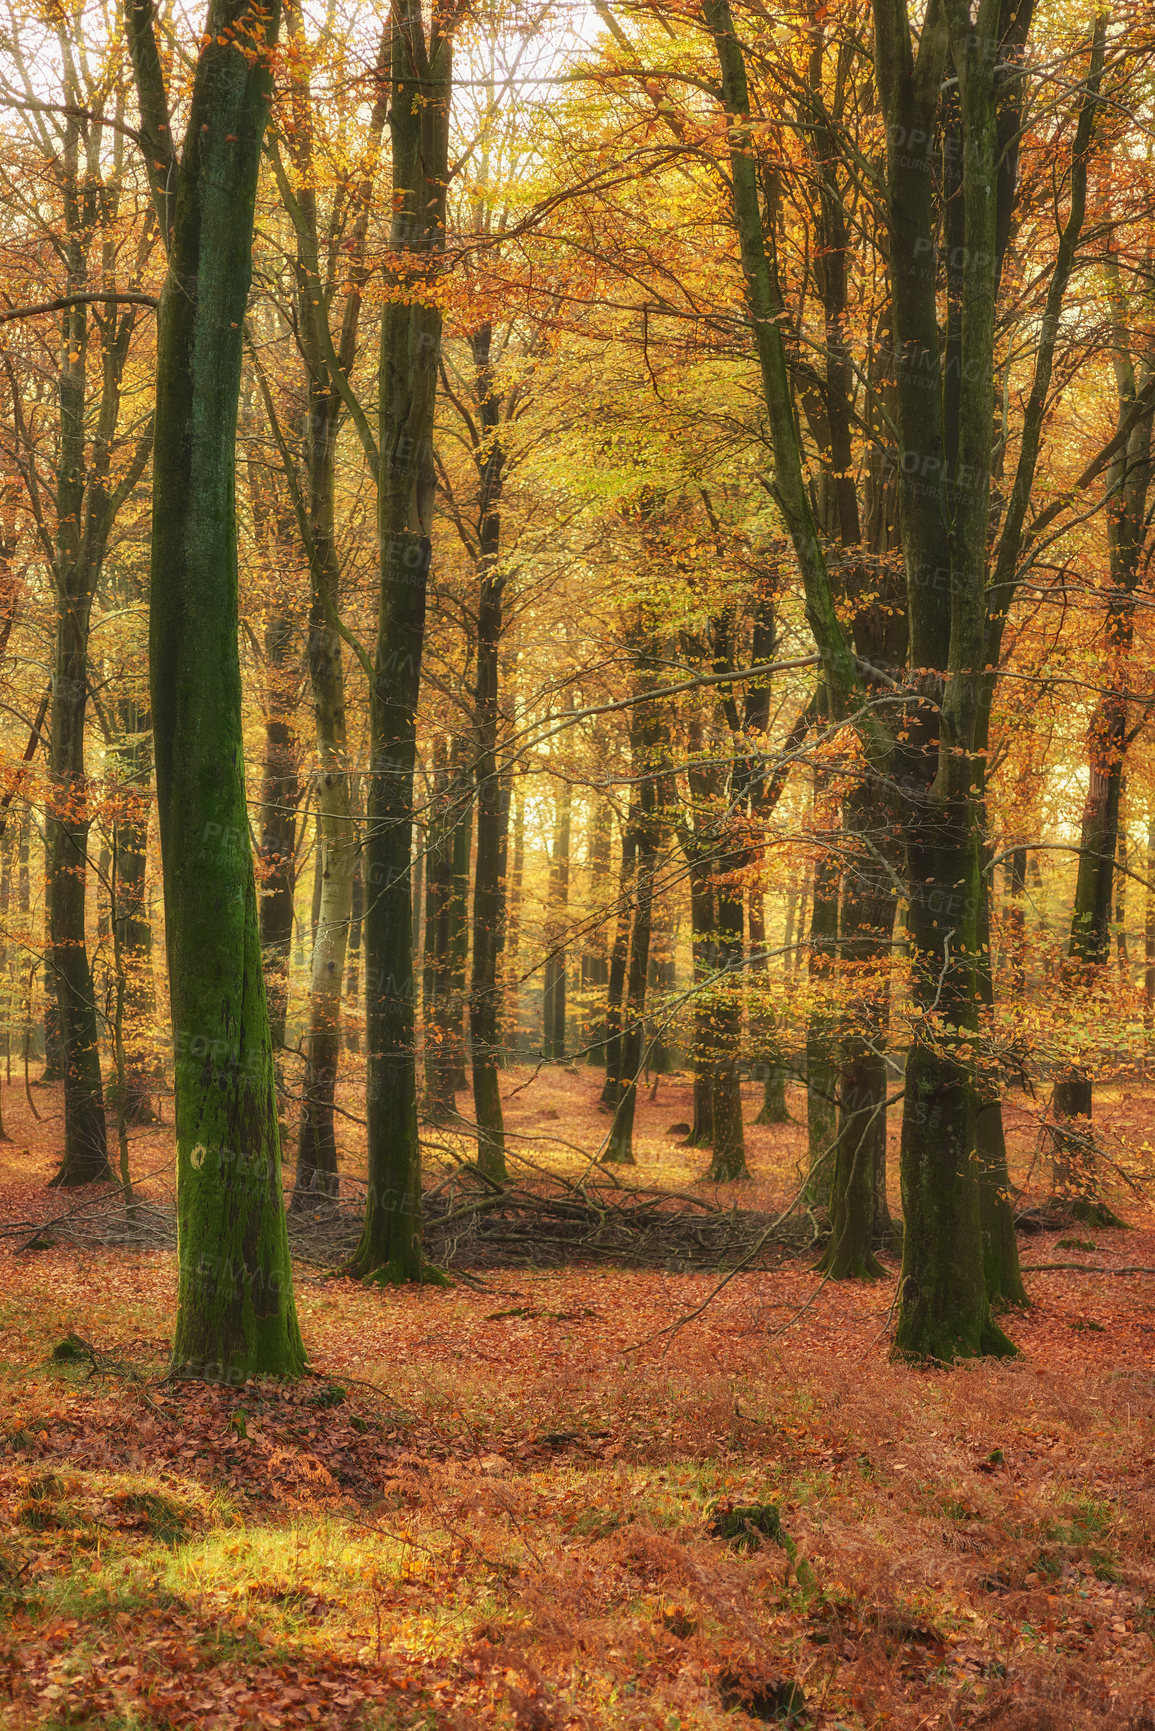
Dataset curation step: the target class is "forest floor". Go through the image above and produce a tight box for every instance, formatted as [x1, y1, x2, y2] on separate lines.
[0, 1065, 1153, 1729]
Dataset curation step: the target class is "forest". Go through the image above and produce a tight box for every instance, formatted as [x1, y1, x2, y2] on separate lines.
[0, 0, 1153, 1724]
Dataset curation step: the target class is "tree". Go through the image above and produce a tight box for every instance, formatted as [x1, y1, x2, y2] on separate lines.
[126, 0, 305, 1378]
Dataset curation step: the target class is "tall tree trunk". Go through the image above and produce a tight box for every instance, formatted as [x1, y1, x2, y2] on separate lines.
[351, 0, 452, 1283]
[47, 554, 110, 1184]
[127, 0, 304, 1377]
[46, 217, 109, 1183]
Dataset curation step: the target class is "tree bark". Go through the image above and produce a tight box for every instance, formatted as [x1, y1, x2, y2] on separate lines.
[351, 0, 452, 1283]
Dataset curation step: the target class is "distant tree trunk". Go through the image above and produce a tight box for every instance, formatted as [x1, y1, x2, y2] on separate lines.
[1145, 817, 1155, 1047]
[111, 693, 158, 1124]
[1116, 814, 1129, 973]
[502, 778, 525, 1057]
[684, 867, 715, 1146]
[423, 741, 457, 1122]
[645, 894, 675, 1077]
[601, 813, 637, 1109]
[256, 610, 301, 1053]
[581, 800, 612, 1063]
[705, 878, 748, 1181]
[1051, 726, 1125, 1195]
[542, 777, 572, 1060]
[344, 846, 363, 1054]
[805, 849, 839, 1207]
[469, 319, 508, 1180]
[791, 866, 809, 977]
[604, 818, 656, 1165]
[750, 889, 789, 1125]
[293, 567, 356, 1208]
[127, 0, 305, 1376]
[1004, 846, 1027, 995]
[446, 733, 473, 1090]
[605, 629, 665, 1164]
[0, 826, 11, 1136]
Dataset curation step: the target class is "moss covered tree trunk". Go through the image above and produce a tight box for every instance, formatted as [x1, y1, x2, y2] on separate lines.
[127, 0, 304, 1378]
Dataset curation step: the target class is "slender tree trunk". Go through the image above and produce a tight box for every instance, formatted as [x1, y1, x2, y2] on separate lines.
[600, 813, 637, 1109]
[111, 693, 158, 1124]
[351, 1, 452, 1283]
[47, 259, 109, 1183]
[805, 849, 839, 1207]
[446, 734, 472, 1090]
[750, 888, 789, 1125]
[256, 610, 300, 1053]
[502, 778, 525, 1059]
[542, 778, 572, 1059]
[469, 322, 508, 1177]
[604, 820, 656, 1166]
[1145, 816, 1155, 1049]
[422, 742, 457, 1122]
[683, 868, 715, 1146]
[345, 847, 363, 1054]
[1051, 630, 1134, 1203]
[705, 878, 748, 1181]
[605, 631, 665, 1164]
[582, 799, 612, 1062]
[294, 397, 356, 1208]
